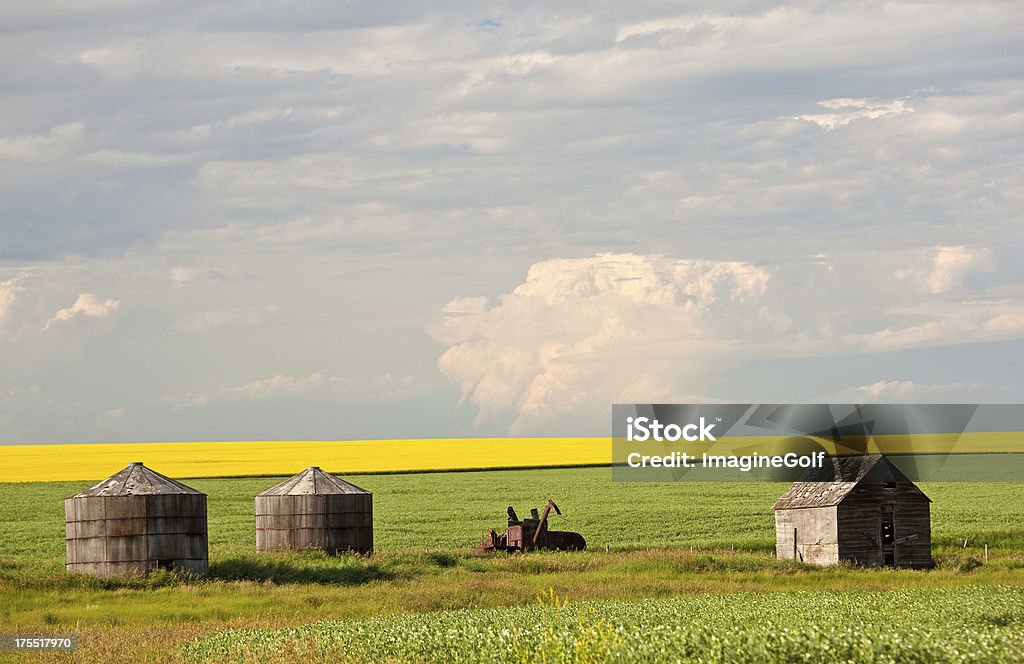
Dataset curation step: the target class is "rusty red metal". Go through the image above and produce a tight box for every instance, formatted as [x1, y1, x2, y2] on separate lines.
[477, 499, 586, 552]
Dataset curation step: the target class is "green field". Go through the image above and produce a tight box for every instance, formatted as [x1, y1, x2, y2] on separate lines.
[186, 587, 1024, 663]
[2, 467, 1023, 662]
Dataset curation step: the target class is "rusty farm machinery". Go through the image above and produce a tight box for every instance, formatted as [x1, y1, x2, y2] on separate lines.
[477, 499, 586, 552]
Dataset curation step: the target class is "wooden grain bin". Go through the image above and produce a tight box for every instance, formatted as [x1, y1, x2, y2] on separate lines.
[255, 467, 372, 554]
[773, 454, 931, 568]
[65, 462, 208, 577]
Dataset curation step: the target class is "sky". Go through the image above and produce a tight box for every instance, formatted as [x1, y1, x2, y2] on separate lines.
[1, 1, 1023, 443]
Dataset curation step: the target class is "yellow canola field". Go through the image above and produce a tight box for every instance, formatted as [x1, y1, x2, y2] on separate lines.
[3, 432, 1019, 484]
[0, 438, 610, 483]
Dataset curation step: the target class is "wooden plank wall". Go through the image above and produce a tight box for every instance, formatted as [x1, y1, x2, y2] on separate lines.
[65, 494, 208, 577]
[775, 506, 839, 565]
[255, 493, 373, 554]
[837, 484, 931, 568]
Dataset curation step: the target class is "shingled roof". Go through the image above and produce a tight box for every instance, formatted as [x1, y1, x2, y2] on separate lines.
[71, 462, 203, 497]
[772, 454, 928, 510]
[257, 467, 370, 496]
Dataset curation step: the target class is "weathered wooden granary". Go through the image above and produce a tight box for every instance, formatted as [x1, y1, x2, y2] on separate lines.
[773, 454, 931, 568]
[255, 467, 373, 554]
[65, 462, 208, 577]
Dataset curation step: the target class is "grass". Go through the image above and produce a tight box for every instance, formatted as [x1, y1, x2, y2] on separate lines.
[1, 467, 1023, 662]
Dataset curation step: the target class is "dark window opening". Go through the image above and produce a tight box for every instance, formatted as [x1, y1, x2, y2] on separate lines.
[882, 522, 895, 546]
[156, 559, 173, 571]
[884, 481, 897, 489]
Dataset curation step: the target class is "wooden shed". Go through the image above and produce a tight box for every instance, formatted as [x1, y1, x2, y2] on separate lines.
[65, 462, 208, 577]
[773, 454, 931, 568]
[255, 467, 373, 554]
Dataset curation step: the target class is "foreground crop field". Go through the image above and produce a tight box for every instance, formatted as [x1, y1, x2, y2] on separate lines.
[186, 587, 1024, 663]
[2, 467, 1023, 662]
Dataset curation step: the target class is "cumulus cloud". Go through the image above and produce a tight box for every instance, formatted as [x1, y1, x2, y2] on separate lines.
[0, 277, 24, 319]
[433, 249, 1024, 433]
[42, 293, 120, 331]
[925, 246, 996, 294]
[894, 245, 995, 294]
[431, 253, 777, 432]
[154, 372, 415, 409]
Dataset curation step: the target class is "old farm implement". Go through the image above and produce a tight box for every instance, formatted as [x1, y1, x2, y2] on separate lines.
[477, 500, 586, 552]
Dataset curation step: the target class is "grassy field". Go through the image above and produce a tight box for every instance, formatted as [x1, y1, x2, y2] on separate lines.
[2, 467, 1023, 662]
[185, 587, 1024, 663]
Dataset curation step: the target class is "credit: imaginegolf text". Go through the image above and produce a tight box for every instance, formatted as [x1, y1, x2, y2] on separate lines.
[625, 451, 827, 471]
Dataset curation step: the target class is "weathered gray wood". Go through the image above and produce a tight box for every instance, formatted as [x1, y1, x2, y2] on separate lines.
[64, 464, 208, 578]
[255, 467, 373, 554]
[774, 455, 932, 569]
[775, 506, 840, 565]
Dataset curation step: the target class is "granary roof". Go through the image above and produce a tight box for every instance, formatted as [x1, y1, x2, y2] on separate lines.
[772, 454, 928, 510]
[257, 467, 370, 496]
[71, 462, 204, 497]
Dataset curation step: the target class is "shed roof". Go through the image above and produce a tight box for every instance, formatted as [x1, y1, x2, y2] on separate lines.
[772, 454, 927, 510]
[257, 467, 370, 496]
[71, 462, 203, 497]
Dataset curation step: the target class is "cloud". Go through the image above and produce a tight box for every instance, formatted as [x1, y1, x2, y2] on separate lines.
[433, 248, 1024, 433]
[844, 297, 1024, 353]
[0, 122, 86, 162]
[0, 277, 24, 319]
[169, 266, 230, 287]
[0, 385, 41, 401]
[96, 406, 127, 425]
[924, 245, 996, 294]
[830, 380, 985, 403]
[4, 2, 1022, 263]
[2, 1, 1024, 442]
[154, 372, 415, 409]
[793, 97, 913, 131]
[42, 293, 120, 330]
[431, 253, 775, 433]
[894, 245, 996, 294]
[174, 306, 277, 332]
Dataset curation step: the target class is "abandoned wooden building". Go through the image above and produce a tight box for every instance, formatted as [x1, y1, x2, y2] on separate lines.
[773, 454, 932, 568]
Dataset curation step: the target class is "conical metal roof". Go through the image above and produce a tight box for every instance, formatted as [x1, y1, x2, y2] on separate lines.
[71, 462, 204, 497]
[257, 467, 370, 496]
